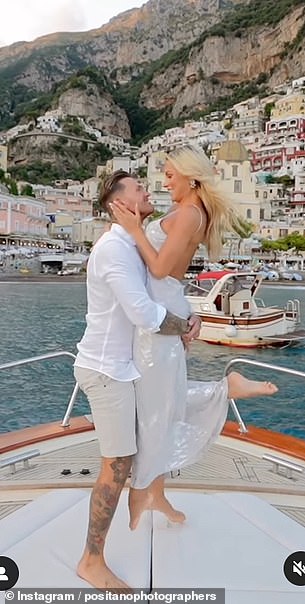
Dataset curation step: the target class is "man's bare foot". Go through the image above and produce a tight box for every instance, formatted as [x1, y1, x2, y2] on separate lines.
[129, 487, 185, 530]
[227, 371, 278, 400]
[77, 558, 131, 591]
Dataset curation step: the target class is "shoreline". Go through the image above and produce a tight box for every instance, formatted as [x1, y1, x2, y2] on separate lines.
[0, 273, 86, 283]
[0, 274, 304, 286]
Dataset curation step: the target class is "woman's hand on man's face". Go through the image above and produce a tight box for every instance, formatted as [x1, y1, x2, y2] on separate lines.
[110, 200, 142, 234]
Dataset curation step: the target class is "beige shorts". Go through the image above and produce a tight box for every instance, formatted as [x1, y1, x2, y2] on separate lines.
[74, 366, 137, 458]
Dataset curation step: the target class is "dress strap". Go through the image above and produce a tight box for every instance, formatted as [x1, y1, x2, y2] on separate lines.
[161, 205, 204, 234]
[190, 204, 204, 234]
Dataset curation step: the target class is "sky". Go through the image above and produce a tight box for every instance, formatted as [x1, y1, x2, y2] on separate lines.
[0, 0, 146, 47]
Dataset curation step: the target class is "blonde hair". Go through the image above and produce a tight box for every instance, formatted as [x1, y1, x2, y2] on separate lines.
[166, 144, 236, 261]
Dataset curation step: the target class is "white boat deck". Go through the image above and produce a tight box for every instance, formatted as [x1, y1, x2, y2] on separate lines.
[1, 488, 305, 602]
[1, 434, 305, 521]
[1, 434, 305, 601]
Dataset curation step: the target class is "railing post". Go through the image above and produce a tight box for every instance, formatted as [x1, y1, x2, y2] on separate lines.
[61, 382, 80, 427]
[0, 351, 79, 428]
[228, 398, 248, 434]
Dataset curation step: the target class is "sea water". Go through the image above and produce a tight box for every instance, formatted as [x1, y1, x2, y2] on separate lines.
[1, 282, 305, 438]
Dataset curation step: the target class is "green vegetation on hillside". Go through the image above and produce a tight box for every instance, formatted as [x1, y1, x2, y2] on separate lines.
[0, 0, 304, 161]
[194, 0, 305, 47]
[1, 66, 113, 132]
[0, 46, 89, 129]
[10, 141, 112, 184]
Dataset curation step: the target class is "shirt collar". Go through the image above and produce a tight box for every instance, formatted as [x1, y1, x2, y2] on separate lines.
[110, 223, 137, 246]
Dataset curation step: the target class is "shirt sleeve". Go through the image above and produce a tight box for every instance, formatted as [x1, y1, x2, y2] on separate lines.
[94, 239, 166, 332]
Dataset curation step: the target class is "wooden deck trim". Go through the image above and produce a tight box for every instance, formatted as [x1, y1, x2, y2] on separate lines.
[0, 417, 94, 454]
[222, 421, 305, 462]
[1, 417, 305, 462]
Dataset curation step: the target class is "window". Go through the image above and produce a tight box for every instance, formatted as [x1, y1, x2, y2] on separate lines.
[232, 165, 238, 177]
[263, 191, 268, 199]
[155, 180, 162, 191]
[255, 191, 259, 198]
[246, 209, 252, 219]
[260, 209, 265, 220]
[234, 180, 242, 193]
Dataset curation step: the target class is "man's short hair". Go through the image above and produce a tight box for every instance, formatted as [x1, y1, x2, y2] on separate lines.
[99, 170, 130, 214]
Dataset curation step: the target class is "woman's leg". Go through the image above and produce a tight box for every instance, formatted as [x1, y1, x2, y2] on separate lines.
[128, 475, 185, 530]
[129, 371, 278, 530]
[227, 371, 278, 399]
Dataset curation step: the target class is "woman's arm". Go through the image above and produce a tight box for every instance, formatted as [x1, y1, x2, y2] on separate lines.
[111, 201, 203, 278]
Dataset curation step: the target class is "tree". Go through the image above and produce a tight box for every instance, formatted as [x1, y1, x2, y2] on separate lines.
[234, 218, 255, 254]
[137, 166, 147, 178]
[264, 102, 275, 119]
[21, 184, 34, 197]
[8, 180, 18, 195]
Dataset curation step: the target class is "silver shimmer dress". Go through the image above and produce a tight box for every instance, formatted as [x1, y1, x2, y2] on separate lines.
[130, 217, 229, 488]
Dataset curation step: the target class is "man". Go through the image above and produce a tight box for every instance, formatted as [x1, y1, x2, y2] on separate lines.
[74, 171, 200, 590]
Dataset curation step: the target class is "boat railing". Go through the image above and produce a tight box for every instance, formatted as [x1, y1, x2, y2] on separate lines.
[2, 353, 305, 437]
[225, 357, 305, 434]
[286, 298, 301, 322]
[0, 351, 78, 428]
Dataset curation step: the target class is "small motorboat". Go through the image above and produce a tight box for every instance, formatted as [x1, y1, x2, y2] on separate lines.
[185, 271, 305, 347]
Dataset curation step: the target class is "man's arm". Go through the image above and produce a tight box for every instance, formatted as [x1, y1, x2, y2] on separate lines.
[158, 311, 189, 335]
[95, 240, 195, 336]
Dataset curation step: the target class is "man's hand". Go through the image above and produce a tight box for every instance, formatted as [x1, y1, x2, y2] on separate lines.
[182, 314, 201, 350]
[158, 312, 200, 339]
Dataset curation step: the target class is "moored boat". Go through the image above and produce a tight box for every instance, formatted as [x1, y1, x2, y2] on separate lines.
[185, 271, 305, 347]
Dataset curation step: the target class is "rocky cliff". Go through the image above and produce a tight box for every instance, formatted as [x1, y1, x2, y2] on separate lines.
[139, 3, 305, 118]
[3, 0, 305, 183]
[56, 83, 131, 139]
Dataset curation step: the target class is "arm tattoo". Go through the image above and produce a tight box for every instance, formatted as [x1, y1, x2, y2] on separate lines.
[158, 311, 190, 336]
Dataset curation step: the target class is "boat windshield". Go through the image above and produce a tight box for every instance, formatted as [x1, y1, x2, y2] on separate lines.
[184, 280, 216, 295]
[184, 274, 257, 297]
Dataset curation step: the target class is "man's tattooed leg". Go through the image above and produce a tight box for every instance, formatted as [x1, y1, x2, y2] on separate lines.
[86, 456, 131, 554]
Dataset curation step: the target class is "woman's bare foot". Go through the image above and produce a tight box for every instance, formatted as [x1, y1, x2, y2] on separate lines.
[151, 495, 186, 525]
[128, 487, 153, 530]
[227, 371, 278, 400]
[128, 487, 185, 530]
[77, 557, 130, 591]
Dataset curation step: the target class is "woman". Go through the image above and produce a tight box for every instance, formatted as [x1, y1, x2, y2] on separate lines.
[111, 144, 277, 529]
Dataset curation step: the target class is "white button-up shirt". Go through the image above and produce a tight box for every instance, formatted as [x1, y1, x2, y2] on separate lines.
[75, 224, 166, 381]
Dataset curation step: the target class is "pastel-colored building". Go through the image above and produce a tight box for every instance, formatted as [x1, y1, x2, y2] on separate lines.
[255, 183, 288, 221]
[147, 150, 171, 212]
[34, 186, 92, 220]
[216, 140, 260, 225]
[251, 140, 305, 173]
[82, 177, 100, 202]
[0, 193, 47, 237]
[0, 144, 7, 173]
[72, 217, 110, 245]
[105, 156, 131, 174]
[290, 171, 305, 215]
[265, 115, 305, 139]
[271, 92, 305, 119]
[259, 219, 305, 240]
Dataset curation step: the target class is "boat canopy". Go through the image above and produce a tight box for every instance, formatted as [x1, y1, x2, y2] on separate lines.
[197, 270, 234, 280]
